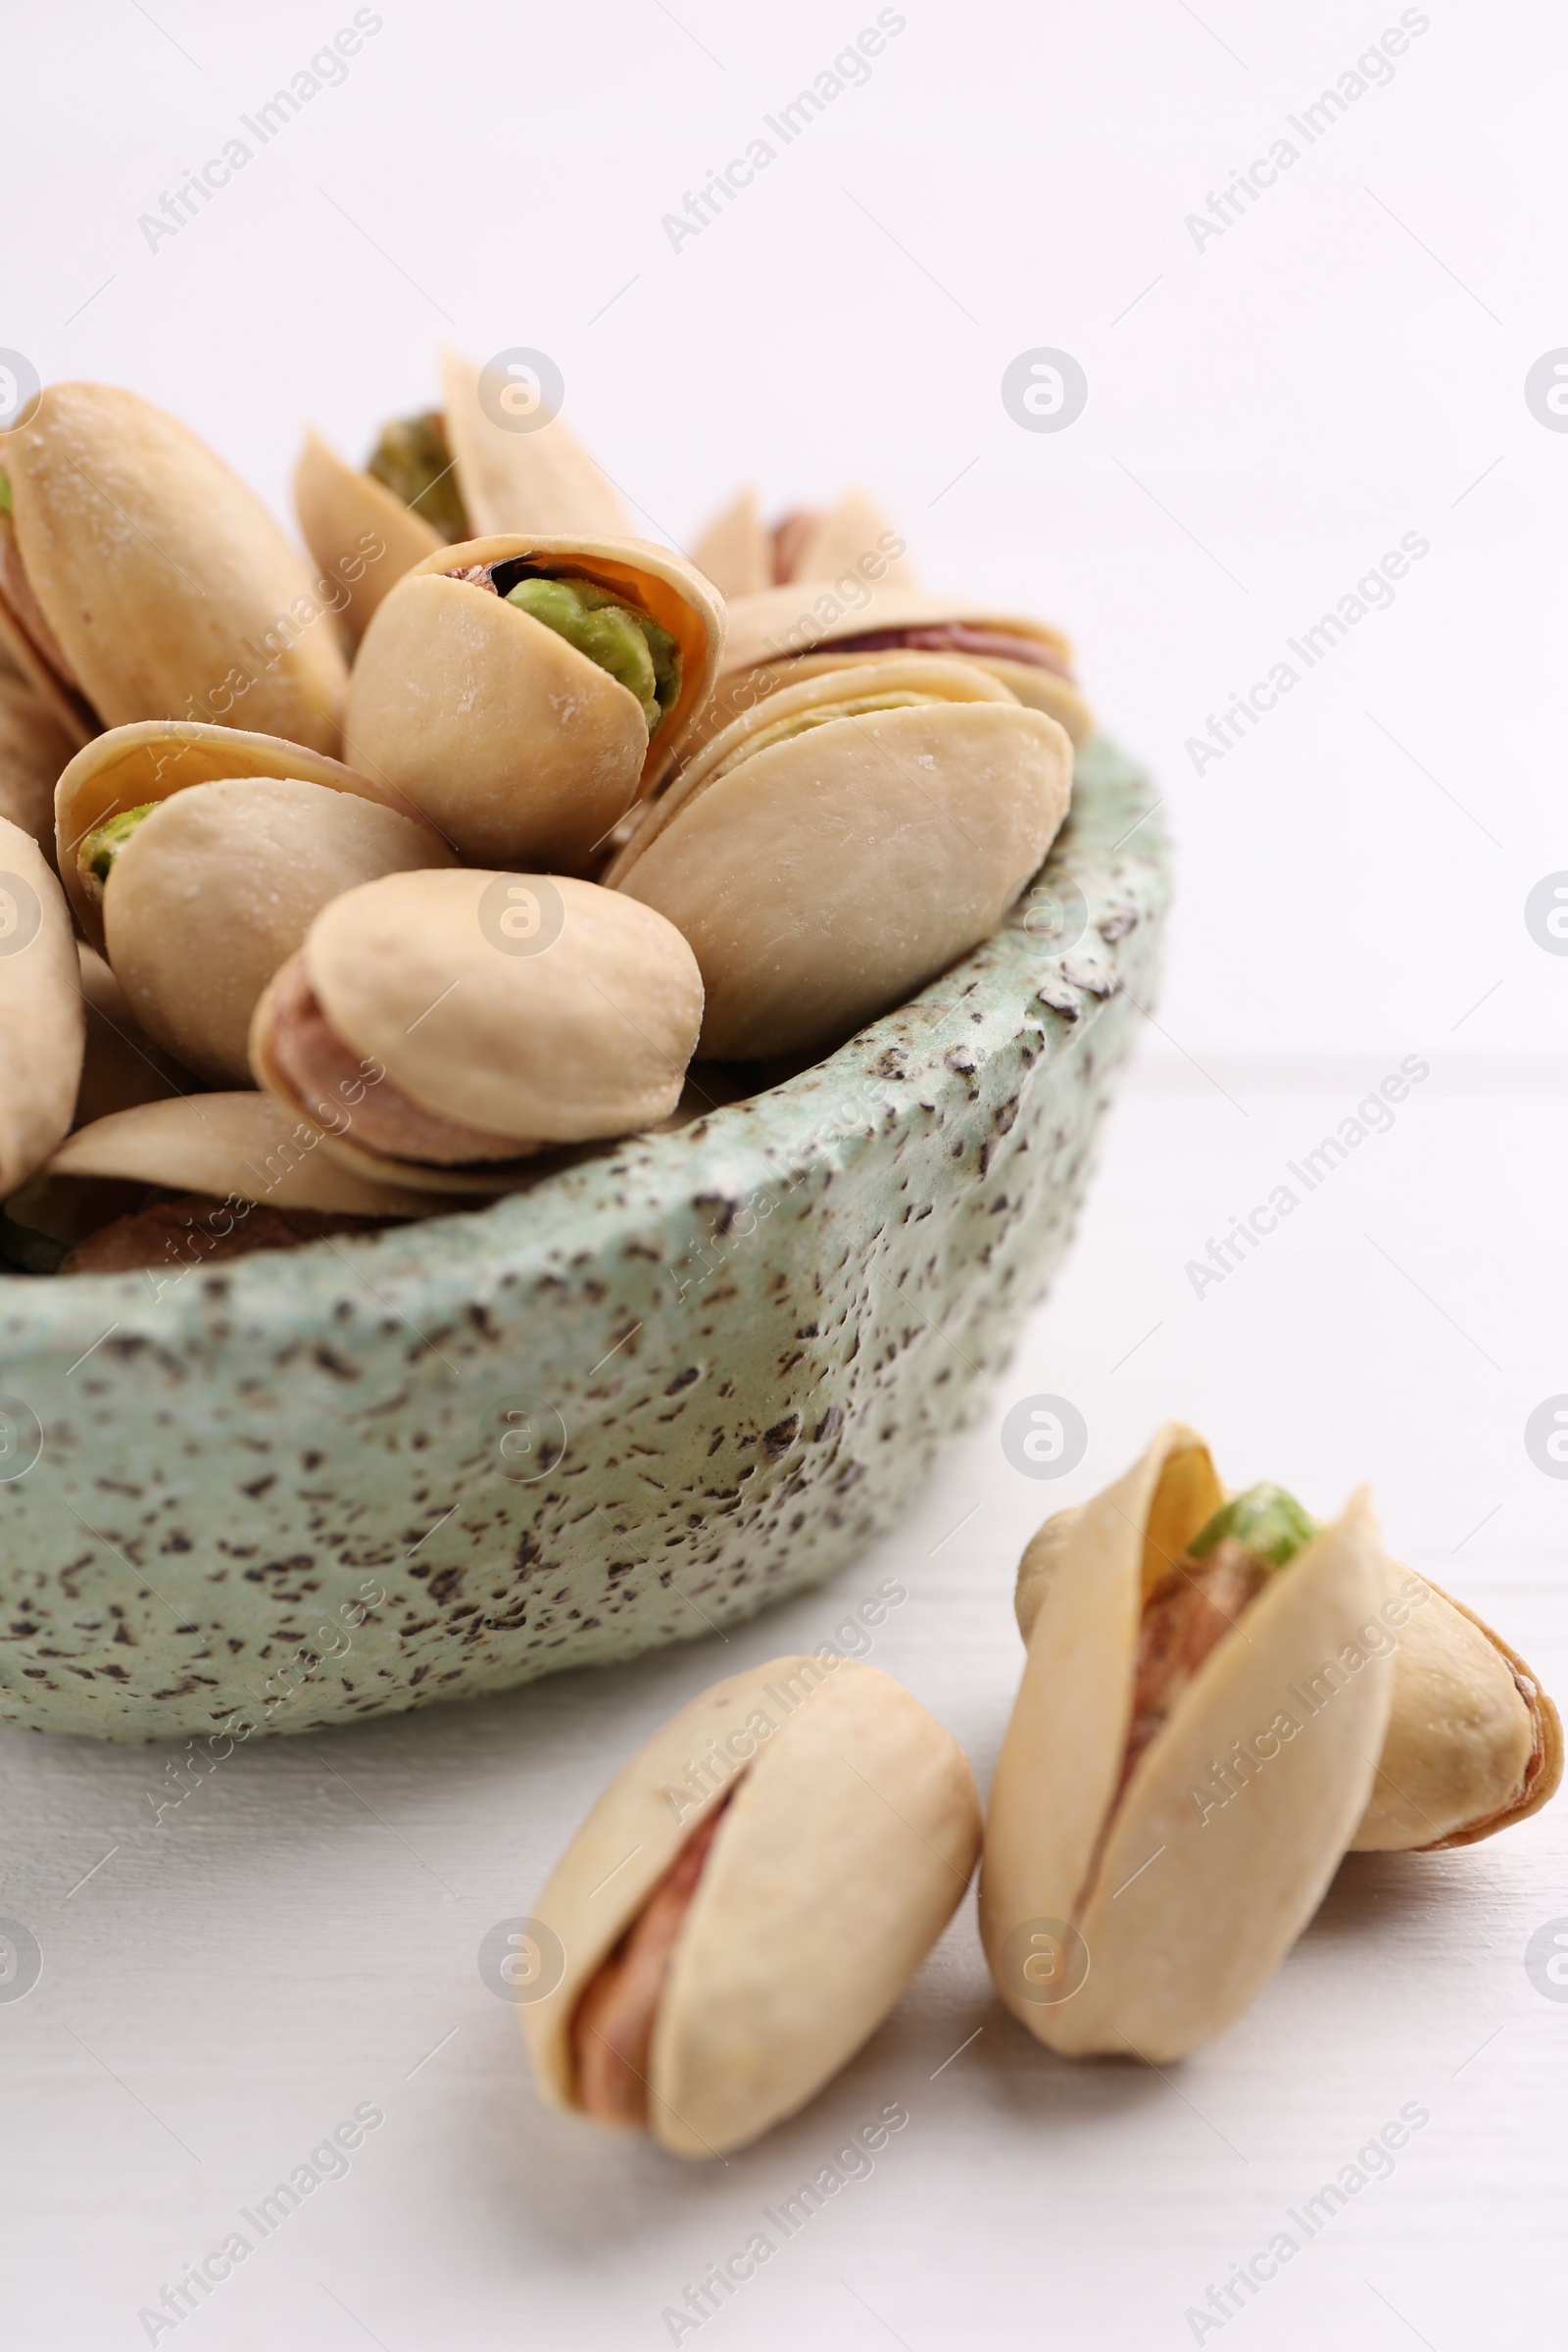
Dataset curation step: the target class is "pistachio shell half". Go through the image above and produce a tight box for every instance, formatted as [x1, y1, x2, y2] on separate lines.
[982, 1424, 1395, 2061]
[691, 487, 916, 601]
[100, 777, 456, 1085]
[523, 1655, 980, 2157]
[345, 536, 724, 872]
[1013, 1456, 1563, 1857]
[250, 867, 704, 1193]
[54, 718, 428, 951]
[607, 655, 1072, 1060]
[440, 351, 630, 540]
[690, 580, 1092, 758]
[0, 814, 84, 1195]
[293, 427, 442, 646]
[0, 382, 347, 754]
[0, 670, 74, 857]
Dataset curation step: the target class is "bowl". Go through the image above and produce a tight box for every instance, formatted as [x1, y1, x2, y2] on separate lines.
[0, 736, 1169, 1741]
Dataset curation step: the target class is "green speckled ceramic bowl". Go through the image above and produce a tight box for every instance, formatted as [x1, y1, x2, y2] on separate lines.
[0, 738, 1168, 1741]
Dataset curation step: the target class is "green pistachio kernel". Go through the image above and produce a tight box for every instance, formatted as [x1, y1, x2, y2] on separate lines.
[0, 469, 12, 520]
[366, 411, 470, 547]
[504, 574, 680, 738]
[77, 803, 159, 902]
[1188, 1482, 1319, 1571]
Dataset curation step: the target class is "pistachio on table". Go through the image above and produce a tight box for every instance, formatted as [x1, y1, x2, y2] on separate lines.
[691, 486, 917, 601]
[4, 1092, 447, 1276]
[0, 381, 346, 753]
[981, 1423, 1396, 2061]
[1011, 1435, 1563, 1855]
[295, 349, 631, 644]
[345, 535, 723, 871]
[250, 867, 705, 1193]
[605, 654, 1072, 1060]
[523, 1656, 981, 2157]
[0, 666, 74, 856]
[687, 579, 1094, 760]
[0, 813, 84, 1197]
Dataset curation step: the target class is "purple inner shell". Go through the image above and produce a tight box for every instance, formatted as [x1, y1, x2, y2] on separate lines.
[820, 622, 1073, 682]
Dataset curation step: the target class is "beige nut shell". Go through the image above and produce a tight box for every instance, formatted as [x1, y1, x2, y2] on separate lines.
[691, 487, 916, 601]
[0, 670, 74, 856]
[345, 535, 724, 872]
[523, 1655, 981, 2157]
[0, 815, 84, 1195]
[982, 1423, 1396, 2062]
[101, 778, 457, 1085]
[439, 350, 630, 540]
[74, 946, 188, 1128]
[609, 656, 1071, 1060]
[55, 718, 422, 951]
[293, 428, 443, 645]
[1, 382, 347, 754]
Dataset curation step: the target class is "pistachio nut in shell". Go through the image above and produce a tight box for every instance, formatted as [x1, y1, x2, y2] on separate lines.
[0, 814, 84, 1196]
[1012, 1450, 1562, 1856]
[55, 718, 422, 953]
[0, 668, 74, 856]
[981, 1423, 1395, 2061]
[686, 578, 1092, 760]
[691, 486, 916, 602]
[293, 429, 440, 645]
[523, 1655, 980, 2157]
[0, 381, 347, 753]
[92, 776, 456, 1085]
[250, 867, 704, 1193]
[74, 945, 187, 1128]
[4, 1093, 447, 1276]
[345, 536, 724, 872]
[607, 655, 1072, 1061]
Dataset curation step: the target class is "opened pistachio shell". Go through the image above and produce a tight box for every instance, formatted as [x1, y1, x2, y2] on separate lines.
[294, 428, 442, 645]
[1014, 1468, 1562, 1856]
[0, 815, 84, 1194]
[345, 536, 723, 871]
[250, 867, 704, 1192]
[608, 655, 1071, 1060]
[982, 1424, 1395, 2061]
[99, 778, 455, 1086]
[54, 718, 425, 951]
[523, 1655, 980, 2157]
[32, 1093, 446, 1218]
[0, 671, 74, 856]
[691, 580, 1092, 757]
[439, 350, 630, 539]
[691, 487, 916, 601]
[0, 382, 347, 754]
[74, 946, 187, 1127]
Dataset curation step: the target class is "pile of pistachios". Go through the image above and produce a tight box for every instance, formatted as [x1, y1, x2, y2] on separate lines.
[523, 1425, 1561, 2156]
[0, 356, 1082, 1276]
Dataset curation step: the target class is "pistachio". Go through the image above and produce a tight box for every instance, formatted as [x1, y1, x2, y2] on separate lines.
[0, 667, 74, 857]
[250, 867, 705, 1193]
[0, 813, 85, 1197]
[691, 486, 917, 601]
[344, 535, 723, 871]
[522, 1655, 981, 2156]
[982, 1424, 1396, 2061]
[73, 945, 187, 1129]
[1013, 1446, 1563, 1857]
[294, 350, 630, 646]
[607, 655, 1072, 1060]
[0, 381, 346, 754]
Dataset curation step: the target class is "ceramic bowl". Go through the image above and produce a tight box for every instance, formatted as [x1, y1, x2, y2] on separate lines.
[0, 736, 1168, 1741]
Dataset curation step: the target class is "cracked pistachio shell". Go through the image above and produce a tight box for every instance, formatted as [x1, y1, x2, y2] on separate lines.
[1014, 1462, 1563, 1857]
[523, 1655, 981, 2157]
[54, 719, 423, 952]
[344, 535, 724, 872]
[250, 867, 704, 1192]
[689, 579, 1092, 757]
[99, 777, 457, 1086]
[0, 670, 74, 857]
[0, 382, 347, 753]
[439, 349, 631, 540]
[981, 1423, 1395, 2061]
[0, 814, 84, 1195]
[691, 487, 916, 602]
[607, 655, 1072, 1061]
[34, 1093, 446, 1218]
[294, 428, 443, 646]
[74, 946, 186, 1127]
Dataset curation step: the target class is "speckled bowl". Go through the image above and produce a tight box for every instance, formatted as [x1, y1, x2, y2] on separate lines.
[0, 738, 1168, 1741]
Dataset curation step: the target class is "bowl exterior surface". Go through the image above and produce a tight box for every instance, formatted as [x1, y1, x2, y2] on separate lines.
[0, 738, 1168, 1740]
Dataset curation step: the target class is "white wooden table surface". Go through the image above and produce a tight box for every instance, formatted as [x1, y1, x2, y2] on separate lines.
[4, 1041, 1562, 2351]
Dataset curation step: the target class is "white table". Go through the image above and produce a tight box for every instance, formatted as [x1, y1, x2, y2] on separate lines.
[5, 1042, 1560, 2350]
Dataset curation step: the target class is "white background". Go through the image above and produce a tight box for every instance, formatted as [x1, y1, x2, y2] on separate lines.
[3, 3, 1566, 2346]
